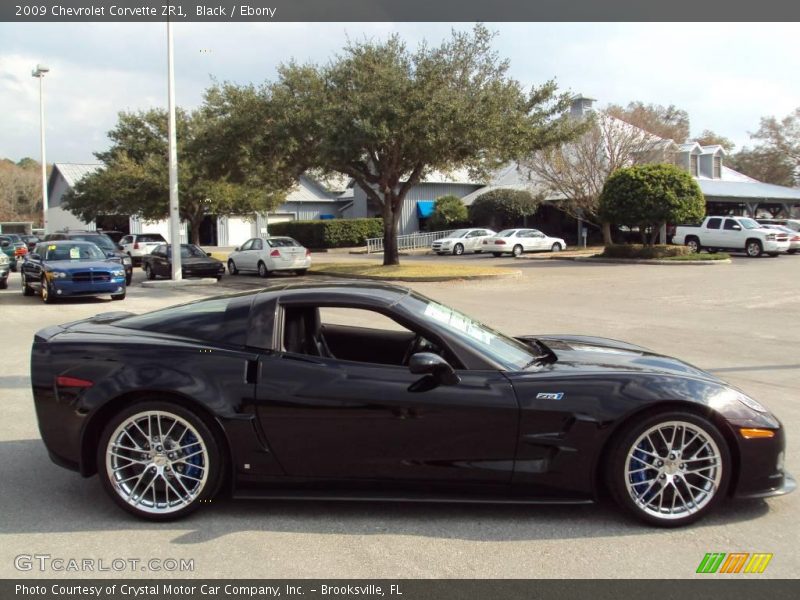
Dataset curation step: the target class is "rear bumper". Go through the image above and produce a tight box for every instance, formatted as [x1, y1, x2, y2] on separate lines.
[270, 258, 312, 271]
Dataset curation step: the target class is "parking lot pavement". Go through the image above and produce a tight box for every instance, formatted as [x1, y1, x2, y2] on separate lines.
[1, 256, 798, 579]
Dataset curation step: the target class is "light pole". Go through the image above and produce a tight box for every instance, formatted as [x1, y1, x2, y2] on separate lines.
[166, 21, 182, 280]
[31, 64, 49, 234]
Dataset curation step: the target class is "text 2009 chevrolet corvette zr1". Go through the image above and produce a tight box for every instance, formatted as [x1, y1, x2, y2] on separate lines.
[31, 282, 794, 525]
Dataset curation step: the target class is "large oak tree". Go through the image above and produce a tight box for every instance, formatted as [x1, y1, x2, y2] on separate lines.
[203, 25, 584, 265]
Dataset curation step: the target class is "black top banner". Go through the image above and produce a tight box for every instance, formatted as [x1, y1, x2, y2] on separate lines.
[3, 0, 800, 22]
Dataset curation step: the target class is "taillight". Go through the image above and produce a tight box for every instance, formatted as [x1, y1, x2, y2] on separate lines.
[270, 249, 281, 257]
[133, 242, 140, 249]
[495, 240, 506, 245]
[306, 248, 310, 256]
[15, 247, 27, 256]
[56, 375, 94, 388]
[793, 236, 800, 242]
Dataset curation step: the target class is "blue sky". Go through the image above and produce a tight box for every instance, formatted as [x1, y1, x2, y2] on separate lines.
[1, 22, 798, 163]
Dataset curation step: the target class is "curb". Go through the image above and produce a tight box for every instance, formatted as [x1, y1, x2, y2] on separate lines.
[308, 270, 521, 282]
[140, 278, 219, 288]
[552, 256, 732, 265]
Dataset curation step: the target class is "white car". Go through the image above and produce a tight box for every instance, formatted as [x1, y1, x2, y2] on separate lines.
[762, 225, 800, 254]
[431, 228, 496, 255]
[227, 236, 312, 277]
[483, 228, 567, 257]
[119, 233, 167, 264]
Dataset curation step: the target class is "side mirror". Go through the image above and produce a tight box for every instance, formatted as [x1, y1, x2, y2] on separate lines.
[207, 252, 212, 257]
[117, 244, 125, 250]
[408, 352, 460, 386]
[732, 225, 741, 231]
[234, 246, 241, 252]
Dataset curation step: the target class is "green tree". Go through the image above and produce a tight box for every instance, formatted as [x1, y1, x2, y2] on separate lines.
[427, 195, 468, 230]
[468, 188, 542, 230]
[693, 129, 735, 153]
[751, 107, 800, 165]
[727, 146, 796, 187]
[606, 101, 690, 143]
[65, 109, 288, 244]
[203, 25, 583, 265]
[599, 163, 705, 245]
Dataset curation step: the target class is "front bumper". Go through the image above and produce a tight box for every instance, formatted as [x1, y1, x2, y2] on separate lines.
[735, 472, 796, 499]
[50, 278, 126, 297]
[763, 240, 790, 252]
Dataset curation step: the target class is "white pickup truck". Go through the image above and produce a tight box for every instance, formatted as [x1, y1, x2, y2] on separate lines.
[672, 216, 790, 257]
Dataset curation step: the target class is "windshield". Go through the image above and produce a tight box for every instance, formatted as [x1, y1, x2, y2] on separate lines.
[496, 230, 517, 237]
[71, 234, 116, 251]
[739, 218, 761, 230]
[402, 292, 538, 370]
[45, 243, 106, 261]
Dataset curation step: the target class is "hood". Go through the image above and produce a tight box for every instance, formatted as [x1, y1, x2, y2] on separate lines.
[46, 259, 124, 271]
[519, 334, 722, 382]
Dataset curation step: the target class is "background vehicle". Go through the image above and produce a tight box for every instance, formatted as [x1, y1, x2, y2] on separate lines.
[431, 228, 496, 255]
[20, 235, 40, 251]
[756, 218, 800, 233]
[227, 236, 311, 277]
[45, 231, 132, 284]
[98, 230, 125, 244]
[119, 233, 167, 265]
[0, 234, 28, 271]
[673, 216, 790, 257]
[0, 252, 9, 289]
[30, 282, 792, 525]
[143, 244, 225, 280]
[21, 241, 126, 303]
[483, 228, 567, 257]
[761, 225, 800, 254]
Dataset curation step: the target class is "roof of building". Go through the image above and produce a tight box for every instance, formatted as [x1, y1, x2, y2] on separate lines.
[698, 176, 800, 201]
[51, 163, 101, 188]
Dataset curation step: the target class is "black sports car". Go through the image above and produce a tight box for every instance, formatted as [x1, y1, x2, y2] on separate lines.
[30, 282, 794, 525]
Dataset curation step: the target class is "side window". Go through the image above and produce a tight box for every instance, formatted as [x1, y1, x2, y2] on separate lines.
[724, 219, 740, 230]
[240, 239, 253, 251]
[121, 236, 132, 245]
[467, 230, 481, 238]
[706, 218, 722, 230]
[252, 239, 263, 251]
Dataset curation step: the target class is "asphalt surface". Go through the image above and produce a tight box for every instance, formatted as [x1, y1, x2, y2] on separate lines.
[1, 254, 798, 579]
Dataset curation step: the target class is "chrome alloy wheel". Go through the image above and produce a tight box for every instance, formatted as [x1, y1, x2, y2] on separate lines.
[624, 420, 722, 521]
[105, 410, 209, 515]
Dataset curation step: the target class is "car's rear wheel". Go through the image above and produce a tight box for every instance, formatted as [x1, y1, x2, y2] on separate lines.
[512, 244, 524, 257]
[228, 259, 238, 275]
[551, 243, 562, 252]
[685, 237, 701, 253]
[258, 261, 269, 278]
[295, 269, 308, 276]
[788, 249, 797, 255]
[453, 243, 464, 256]
[607, 411, 730, 527]
[492, 252, 502, 257]
[97, 401, 222, 521]
[144, 264, 155, 280]
[21, 273, 34, 296]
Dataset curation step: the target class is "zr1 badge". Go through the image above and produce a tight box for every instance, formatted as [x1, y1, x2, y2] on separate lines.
[536, 392, 564, 400]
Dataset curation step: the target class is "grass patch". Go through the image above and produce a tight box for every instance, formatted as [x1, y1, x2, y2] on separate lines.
[662, 252, 730, 261]
[310, 262, 517, 280]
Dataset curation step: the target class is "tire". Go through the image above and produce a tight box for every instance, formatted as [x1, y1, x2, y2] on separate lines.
[257, 261, 269, 278]
[453, 243, 464, 256]
[607, 411, 730, 527]
[228, 260, 238, 275]
[788, 249, 797, 255]
[111, 291, 126, 301]
[125, 273, 132, 286]
[512, 244, 524, 257]
[144, 264, 155, 280]
[745, 239, 763, 258]
[21, 274, 34, 296]
[551, 243, 562, 252]
[295, 269, 308, 276]
[41, 277, 56, 304]
[705, 247, 716, 254]
[685, 237, 701, 254]
[0, 278, 7, 290]
[767, 253, 779, 258]
[96, 400, 223, 521]
[492, 252, 502, 258]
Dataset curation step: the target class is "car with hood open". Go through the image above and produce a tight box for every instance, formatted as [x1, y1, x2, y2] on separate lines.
[30, 281, 792, 525]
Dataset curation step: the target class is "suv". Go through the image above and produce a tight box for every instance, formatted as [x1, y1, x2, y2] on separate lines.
[44, 231, 133, 284]
[119, 233, 167, 265]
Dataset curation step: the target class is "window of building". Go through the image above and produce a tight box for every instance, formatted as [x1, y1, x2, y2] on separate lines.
[713, 156, 722, 178]
[690, 155, 699, 177]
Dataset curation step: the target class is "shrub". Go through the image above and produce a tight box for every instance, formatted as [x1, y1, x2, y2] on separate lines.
[599, 163, 705, 246]
[468, 188, 542, 230]
[601, 244, 690, 259]
[268, 218, 383, 248]
[427, 195, 469, 231]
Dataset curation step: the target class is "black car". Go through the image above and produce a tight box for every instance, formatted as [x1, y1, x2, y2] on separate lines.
[44, 231, 133, 285]
[30, 282, 793, 525]
[142, 243, 225, 280]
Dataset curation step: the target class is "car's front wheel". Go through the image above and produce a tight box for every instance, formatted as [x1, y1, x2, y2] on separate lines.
[21, 273, 34, 296]
[746, 240, 763, 258]
[41, 276, 56, 304]
[607, 411, 730, 527]
[453, 243, 464, 256]
[228, 259, 238, 275]
[144, 264, 155, 280]
[97, 401, 222, 520]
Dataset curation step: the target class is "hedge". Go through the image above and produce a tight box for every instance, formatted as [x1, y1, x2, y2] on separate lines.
[267, 218, 383, 248]
[601, 244, 691, 259]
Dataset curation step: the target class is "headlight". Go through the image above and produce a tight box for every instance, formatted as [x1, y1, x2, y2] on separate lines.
[49, 271, 68, 279]
[737, 393, 768, 413]
[441, 241, 452, 246]
[122, 256, 132, 265]
[112, 270, 125, 277]
[0, 255, 8, 265]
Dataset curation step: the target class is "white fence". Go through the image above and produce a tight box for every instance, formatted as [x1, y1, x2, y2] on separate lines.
[365, 229, 456, 254]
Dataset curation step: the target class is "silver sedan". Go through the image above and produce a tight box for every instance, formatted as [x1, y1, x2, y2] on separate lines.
[482, 228, 567, 257]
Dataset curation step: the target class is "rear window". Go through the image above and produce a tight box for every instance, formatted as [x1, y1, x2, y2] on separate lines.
[267, 238, 300, 247]
[137, 234, 166, 243]
[115, 294, 254, 347]
[69, 234, 116, 251]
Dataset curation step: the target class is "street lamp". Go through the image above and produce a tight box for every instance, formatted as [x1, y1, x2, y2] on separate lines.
[166, 22, 182, 280]
[31, 64, 49, 234]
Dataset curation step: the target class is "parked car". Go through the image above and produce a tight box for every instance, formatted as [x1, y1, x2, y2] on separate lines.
[20, 234, 40, 251]
[143, 244, 225, 280]
[756, 218, 800, 233]
[431, 228, 496, 255]
[118, 233, 167, 265]
[0, 234, 28, 271]
[672, 216, 790, 257]
[44, 231, 133, 284]
[21, 241, 127, 303]
[483, 228, 567, 257]
[0, 252, 9, 289]
[761, 225, 800, 254]
[227, 236, 311, 277]
[98, 230, 126, 244]
[30, 281, 792, 524]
